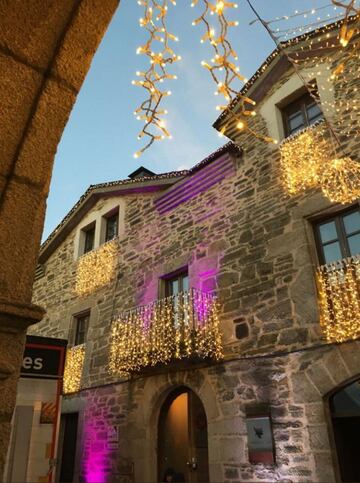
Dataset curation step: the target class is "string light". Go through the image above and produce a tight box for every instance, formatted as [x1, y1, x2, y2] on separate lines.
[331, 0, 360, 46]
[317, 255, 360, 342]
[63, 344, 85, 394]
[75, 239, 118, 296]
[279, 122, 328, 195]
[132, 0, 179, 158]
[191, 0, 278, 144]
[109, 288, 222, 375]
[320, 157, 360, 204]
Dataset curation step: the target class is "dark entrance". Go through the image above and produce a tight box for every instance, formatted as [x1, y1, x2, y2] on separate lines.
[158, 387, 209, 483]
[330, 379, 360, 482]
[58, 413, 79, 482]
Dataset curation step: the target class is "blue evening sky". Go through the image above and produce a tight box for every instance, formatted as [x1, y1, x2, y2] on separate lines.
[44, 0, 332, 240]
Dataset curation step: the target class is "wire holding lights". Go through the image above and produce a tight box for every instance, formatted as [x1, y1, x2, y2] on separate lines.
[332, 1, 360, 46]
[132, 0, 180, 158]
[191, 0, 279, 144]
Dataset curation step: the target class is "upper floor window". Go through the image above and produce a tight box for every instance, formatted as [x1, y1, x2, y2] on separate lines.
[314, 207, 360, 264]
[105, 211, 119, 242]
[282, 92, 323, 136]
[83, 225, 95, 254]
[74, 311, 90, 346]
[165, 270, 189, 297]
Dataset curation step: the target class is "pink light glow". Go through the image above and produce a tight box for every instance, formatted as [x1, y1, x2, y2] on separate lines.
[83, 418, 112, 483]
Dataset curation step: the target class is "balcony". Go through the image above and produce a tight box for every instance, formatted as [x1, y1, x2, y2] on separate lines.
[317, 255, 360, 342]
[109, 289, 223, 374]
[74, 239, 118, 297]
[63, 344, 85, 394]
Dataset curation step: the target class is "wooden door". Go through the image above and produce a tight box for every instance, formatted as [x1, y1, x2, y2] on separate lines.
[158, 388, 209, 483]
[58, 413, 78, 483]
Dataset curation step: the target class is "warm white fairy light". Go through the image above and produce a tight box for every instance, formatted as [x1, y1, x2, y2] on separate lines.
[75, 239, 118, 296]
[318, 255, 360, 342]
[63, 344, 86, 394]
[109, 289, 223, 375]
[133, 0, 179, 158]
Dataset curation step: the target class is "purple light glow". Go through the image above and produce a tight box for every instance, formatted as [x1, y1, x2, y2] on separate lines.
[155, 154, 235, 215]
[83, 418, 112, 483]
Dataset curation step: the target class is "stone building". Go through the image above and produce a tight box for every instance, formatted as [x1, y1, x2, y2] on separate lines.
[30, 20, 360, 483]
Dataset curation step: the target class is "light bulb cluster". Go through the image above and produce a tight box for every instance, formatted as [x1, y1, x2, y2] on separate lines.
[317, 254, 360, 343]
[132, 0, 179, 158]
[280, 123, 360, 204]
[63, 344, 86, 394]
[75, 239, 118, 296]
[109, 288, 223, 375]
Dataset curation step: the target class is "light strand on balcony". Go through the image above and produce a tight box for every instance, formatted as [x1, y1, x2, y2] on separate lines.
[317, 255, 360, 342]
[109, 289, 222, 375]
[63, 344, 86, 394]
[132, 0, 180, 158]
[74, 239, 118, 296]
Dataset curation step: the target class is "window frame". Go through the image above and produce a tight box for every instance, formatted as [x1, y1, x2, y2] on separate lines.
[313, 206, 360, 265]
[162, 267, 189, 298]
[104, 210, 119, 243]
[73, 311, 90, 346]
[82, 224, 95, 254]
[282, 91, 323, 137]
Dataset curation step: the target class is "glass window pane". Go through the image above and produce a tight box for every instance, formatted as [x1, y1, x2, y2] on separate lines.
[84, 227, 95, 254]
[343, 211, 360, 235]
[307, 103, 322, 122]
[105, 214, 118, 241]
[182, 275, 189, 292]
[171, 280, 179, 296]
[319, 221, 338, 243]
[289, 112, 304, 133]
[348, 233, 360, 257]
[323, 242, 342, 263]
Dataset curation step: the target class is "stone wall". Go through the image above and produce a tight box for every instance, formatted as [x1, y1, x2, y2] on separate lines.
[31, 31, 360, 483]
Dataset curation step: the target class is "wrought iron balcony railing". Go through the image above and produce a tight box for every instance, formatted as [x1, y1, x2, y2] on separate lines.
[317, 254, 360, 343]
[63, 344, 85, 394]
[109, 288, 223, 375]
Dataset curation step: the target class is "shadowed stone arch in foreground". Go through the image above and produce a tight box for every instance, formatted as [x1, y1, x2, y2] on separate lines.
[0, 0, 119, 475]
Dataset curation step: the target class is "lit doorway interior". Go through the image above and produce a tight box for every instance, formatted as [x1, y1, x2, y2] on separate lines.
[330, 378, 360, 482]
[158, 387, 209, 483]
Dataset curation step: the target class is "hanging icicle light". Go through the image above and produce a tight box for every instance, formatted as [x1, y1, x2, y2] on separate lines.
[132, 0, 180, 158]
[191, 0, 278, 144]
[109, 289, 223, 375]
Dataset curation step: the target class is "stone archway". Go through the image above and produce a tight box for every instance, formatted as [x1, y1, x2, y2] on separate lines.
[128, 372, 220, 483]
[325, 374, 360, 483]
[0, 1, 119, 476]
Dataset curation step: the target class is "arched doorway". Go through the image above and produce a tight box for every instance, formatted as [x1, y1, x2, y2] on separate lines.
[329, 378, 360, 482]
[158, 387, 209, 483]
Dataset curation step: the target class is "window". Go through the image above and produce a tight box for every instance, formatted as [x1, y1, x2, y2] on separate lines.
[282, 92, 323, 136]
[83, 225, 95, 254]
[314, 207, 360, 264]
[165, 270, 189, 297]
[74, 312, 89, 346]
[105, 212, 119, 242]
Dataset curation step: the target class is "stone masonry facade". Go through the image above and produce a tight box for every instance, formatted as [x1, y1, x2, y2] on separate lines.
[30, 23, 360, 483]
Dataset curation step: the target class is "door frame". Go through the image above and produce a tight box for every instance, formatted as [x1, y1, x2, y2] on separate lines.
[157, 385, 209, 483]
[324, 374, 360, 483]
